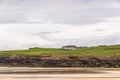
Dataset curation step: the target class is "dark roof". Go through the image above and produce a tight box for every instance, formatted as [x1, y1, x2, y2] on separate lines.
[62, 45, 76, 47]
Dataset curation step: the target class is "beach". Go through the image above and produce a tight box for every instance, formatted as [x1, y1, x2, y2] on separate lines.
[0, 67, 119, 80]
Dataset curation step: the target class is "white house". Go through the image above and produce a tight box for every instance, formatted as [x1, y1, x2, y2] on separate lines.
[61, 45, 77, 50]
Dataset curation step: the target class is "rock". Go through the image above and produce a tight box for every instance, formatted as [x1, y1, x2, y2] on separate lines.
[0, 56, 119, 67]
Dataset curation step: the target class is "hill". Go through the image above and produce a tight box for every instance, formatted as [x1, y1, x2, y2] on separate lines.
[0, 44, 120, 67]
[0, 44, 120, 58]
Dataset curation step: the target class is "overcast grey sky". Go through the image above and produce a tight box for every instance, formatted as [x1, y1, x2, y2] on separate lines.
[0, 0, 120, 50]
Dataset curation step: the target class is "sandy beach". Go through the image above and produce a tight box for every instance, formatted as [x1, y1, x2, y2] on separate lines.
[0, 78, 120, 80]
[0, 67, 119, 80]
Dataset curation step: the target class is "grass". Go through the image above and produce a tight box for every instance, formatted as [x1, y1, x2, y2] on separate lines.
[0, 44, 120, 58]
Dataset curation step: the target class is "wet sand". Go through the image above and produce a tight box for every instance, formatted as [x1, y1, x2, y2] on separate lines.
[0, 67, 119, 80]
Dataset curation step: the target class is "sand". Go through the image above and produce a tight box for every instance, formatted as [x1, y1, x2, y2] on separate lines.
[0, 78, 120, 80]
[0, 67, 119, 80]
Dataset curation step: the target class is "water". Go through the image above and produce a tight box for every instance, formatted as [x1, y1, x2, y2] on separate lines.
[0, 67, 120, 80]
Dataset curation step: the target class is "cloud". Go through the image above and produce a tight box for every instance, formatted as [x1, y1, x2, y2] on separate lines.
[0, 0, 120, 50]
[0, 0, 120, 25]
[33, 31, 59, 40]
[59, 34, 120, 47]
[48, 17, 120, 40]
[0, 16, 120, 50]
[0, 23, 70, 50]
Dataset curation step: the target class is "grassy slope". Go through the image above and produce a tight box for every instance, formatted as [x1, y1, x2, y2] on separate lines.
[0, 45, 120, 58]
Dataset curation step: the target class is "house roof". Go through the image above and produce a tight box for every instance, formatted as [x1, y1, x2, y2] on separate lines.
[62, 45, 76, 47]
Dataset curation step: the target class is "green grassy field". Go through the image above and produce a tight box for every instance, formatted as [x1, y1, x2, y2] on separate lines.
[0, 44, 120, 58]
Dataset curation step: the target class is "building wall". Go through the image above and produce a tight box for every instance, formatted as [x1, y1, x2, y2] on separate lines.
[63, 47, 76, 50]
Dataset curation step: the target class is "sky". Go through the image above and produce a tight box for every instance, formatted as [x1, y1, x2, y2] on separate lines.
[0, 0, 120, 50]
